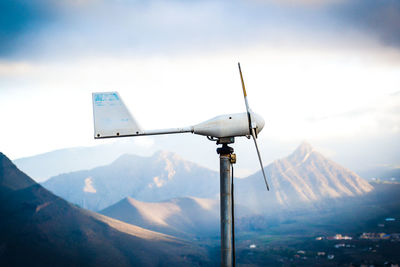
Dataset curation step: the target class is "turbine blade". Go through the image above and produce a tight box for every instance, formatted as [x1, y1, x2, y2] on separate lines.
[239, 63, 268, 190]
[238, 62, 252, 134]
[238, 62, 250, 113]
[251, 128, 270, 191]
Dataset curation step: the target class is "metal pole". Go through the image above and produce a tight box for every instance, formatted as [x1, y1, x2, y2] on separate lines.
[217, 143, 234, 267]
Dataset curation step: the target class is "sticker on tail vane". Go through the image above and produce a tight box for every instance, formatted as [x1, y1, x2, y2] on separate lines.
[92, 92, 141, 138]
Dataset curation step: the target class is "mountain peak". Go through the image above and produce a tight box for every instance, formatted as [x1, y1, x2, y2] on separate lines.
[295, 141, 314, 155]
[0, 152, 10, 163]
[286, 141, 315, 164]
[101, 195, 219, 238]
[245, 142, 374, 207]
[153, 150, 182, 161]
[0, 152, 35, 191]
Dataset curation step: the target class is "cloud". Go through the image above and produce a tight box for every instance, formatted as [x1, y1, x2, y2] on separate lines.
[306, 107, 375, 122]
[6, 0, 400, 59]
[0, 0, 58, 57]
[251, 0, 345, 7]
[260, 0, 400, 48]
[331, 0, 400, 47]
[1, 0, 238, 58]
[305, 92, 400, 138]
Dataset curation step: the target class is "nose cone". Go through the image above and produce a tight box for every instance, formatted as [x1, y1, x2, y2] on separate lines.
[253, 113, 265, 135]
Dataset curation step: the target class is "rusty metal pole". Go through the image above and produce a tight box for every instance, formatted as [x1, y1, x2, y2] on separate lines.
[217, 142, 234, 267]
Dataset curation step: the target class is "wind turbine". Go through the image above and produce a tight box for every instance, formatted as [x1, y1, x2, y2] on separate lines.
[92, 63, 269, 267]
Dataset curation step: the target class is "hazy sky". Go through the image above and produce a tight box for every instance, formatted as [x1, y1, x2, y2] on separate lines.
[1, 0, 399, 175]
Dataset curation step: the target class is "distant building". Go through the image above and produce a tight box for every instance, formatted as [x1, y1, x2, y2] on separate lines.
[391, 233, 400, 240]
[383, 261, 398, 267]
[360, 232, 390, 240]
[334, 234, 342, 239]
[328, 234, 352, 240]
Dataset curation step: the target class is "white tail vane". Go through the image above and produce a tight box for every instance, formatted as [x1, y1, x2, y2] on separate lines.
[238, 63, 270, 191]
[92, 92, 142, 138]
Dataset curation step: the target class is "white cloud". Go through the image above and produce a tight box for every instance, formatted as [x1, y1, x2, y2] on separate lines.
[251, 0, 345, 7]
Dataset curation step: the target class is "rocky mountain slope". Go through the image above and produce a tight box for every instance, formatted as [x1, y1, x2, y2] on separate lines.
[0, 152, 209, 266]
[235, 142, 374, 213]
[101, 196, 220, 239]
[43, 151, 219, 211]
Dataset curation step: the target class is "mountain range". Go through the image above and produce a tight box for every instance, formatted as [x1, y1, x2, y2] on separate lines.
[43, 151, 219, 211]
[12, 134, 222, 183]
[42, 142, 373, 214]
[0, 152, 210, 266]
[37, 141, 376, 242]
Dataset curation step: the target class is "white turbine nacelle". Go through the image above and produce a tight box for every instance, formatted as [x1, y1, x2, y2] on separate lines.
[92, 92, 265, 139]
[193, 112, 265, 138]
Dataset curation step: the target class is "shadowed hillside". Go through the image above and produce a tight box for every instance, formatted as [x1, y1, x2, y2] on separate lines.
[0, 152, 211, 267]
